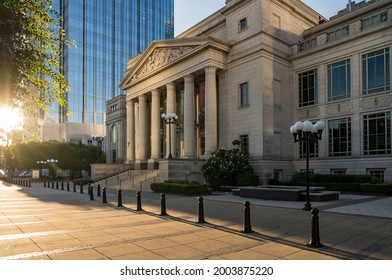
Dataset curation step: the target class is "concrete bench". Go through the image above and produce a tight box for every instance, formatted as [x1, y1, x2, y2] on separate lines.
[239, 186, 305, 201]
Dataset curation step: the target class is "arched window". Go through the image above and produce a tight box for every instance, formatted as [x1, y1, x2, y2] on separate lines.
[111, 125, 118, 143]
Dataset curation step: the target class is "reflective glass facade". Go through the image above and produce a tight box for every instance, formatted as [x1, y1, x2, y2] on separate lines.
[50, 0, 174, 124]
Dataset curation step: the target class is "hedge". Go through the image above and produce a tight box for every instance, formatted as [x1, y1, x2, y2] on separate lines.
[150, 182, 209, 195]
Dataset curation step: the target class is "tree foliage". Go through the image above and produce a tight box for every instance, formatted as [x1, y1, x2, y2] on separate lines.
[0, 0, 72, 114]
[6, 141, 105, 177]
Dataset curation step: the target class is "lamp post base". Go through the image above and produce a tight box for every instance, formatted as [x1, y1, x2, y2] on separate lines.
[303, 202, 312, 211]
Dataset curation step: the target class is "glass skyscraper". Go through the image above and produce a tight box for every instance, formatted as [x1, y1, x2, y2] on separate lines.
[49, 0, 174, 126]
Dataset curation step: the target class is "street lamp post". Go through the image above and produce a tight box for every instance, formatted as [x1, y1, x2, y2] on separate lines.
[161, 113, 178, 158]
[92, 135, 103, 162]
[36, 160, 46, 177]
[47, 159, 58, 178]
[290, 120, 325, 211]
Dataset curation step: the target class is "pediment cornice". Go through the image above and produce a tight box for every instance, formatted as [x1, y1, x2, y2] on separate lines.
[120, 37, 231, 89]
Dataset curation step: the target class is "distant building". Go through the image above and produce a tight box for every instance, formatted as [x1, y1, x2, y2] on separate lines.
[116, 0, 391, 183]
[39, 0, 174, 149]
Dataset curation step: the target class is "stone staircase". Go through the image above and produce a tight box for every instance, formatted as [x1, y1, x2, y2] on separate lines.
[94, 169, 160, 191]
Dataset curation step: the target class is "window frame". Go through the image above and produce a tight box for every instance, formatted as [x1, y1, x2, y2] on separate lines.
[298, 69, 318, 107]
[327, 59, 351, 101]
[239, 82, 250, 108]
[362, 47, 390, 95]
[328, 117, 352, 157]
[363, 112, 391, 155]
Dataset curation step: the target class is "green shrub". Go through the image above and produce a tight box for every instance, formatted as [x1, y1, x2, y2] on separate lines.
[202, 142, 257, 186]
[150, 182, 209, 195]
[236, 170, 259, 186]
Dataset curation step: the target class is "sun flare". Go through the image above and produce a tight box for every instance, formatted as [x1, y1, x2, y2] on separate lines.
[0, 106, 23, 131]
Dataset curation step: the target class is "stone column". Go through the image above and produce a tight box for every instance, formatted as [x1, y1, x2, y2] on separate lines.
[150, 89, 161, 159]
[126, 99, 135, 162]
[134, 101, 139, 160]
[137, 94, 148, 160]
[166, 82, 177, 158]
[183, 74, 196, 158]
[204, 66, 218, 156]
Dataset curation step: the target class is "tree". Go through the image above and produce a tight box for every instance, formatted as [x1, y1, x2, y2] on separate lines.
[0, 0, 72, 115]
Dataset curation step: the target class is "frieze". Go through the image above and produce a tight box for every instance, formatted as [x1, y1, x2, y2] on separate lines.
[131, 46, 196, 82]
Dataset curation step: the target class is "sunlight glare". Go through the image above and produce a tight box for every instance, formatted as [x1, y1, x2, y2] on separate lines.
[0, 106, 23, 131]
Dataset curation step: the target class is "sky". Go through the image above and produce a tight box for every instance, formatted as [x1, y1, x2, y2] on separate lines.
[174, 0, 352, 36]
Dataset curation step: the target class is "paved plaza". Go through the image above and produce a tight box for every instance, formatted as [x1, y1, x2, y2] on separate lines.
[1, 179, 392, 260]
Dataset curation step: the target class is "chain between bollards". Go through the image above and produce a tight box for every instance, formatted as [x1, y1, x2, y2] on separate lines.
[197, 197, 206, 223]
[102, 187, 107, 203]
[160, 193, 167, 216]
[136, 191, 142, 211]
[241, 201, 253, 233]
[307, 208, 323, 247]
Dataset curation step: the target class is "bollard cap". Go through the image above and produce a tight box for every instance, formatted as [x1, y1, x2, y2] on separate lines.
[311, 208, 319, 215]
[198, 197, 203, 201]
[244, 201, 250, 207]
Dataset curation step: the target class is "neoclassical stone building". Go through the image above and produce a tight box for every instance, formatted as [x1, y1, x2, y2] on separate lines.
[114, 0, 392, 183]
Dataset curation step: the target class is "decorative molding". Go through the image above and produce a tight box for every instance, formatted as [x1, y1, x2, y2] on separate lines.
[131, 46, 197, 82]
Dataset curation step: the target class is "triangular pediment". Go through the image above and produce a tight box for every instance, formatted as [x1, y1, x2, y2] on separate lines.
[120, 37, 231, 89]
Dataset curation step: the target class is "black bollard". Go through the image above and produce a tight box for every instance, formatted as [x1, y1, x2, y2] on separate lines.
[67, 181, 70, 191]
[51, 180, 54, 189]
[44, 180, 46, 188]
[136, 191, 142, 211]
[117, 189, 123, 207]
[307, 208, 323, 247]
[61, 181, 64, 190]
[241, 201, 253, 233]
[102, 187, 107, 203]
[73, 182, 76, 192]
[88, 184, 91, 196]
[56, 180, 59, 189]
[80, 183, 83, 194]
[160, 193, 167, 216]
[197, 197, 206, 223]
[97, 184, 101, 197]
[28, 179, 31, 188]
[89, 185, 94, 201]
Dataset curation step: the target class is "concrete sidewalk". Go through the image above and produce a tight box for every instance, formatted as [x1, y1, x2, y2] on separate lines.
[1, 180, 392, 260]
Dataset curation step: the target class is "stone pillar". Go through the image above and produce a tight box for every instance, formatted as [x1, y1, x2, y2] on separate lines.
[134, 102, 139, 159]
[151, 89, 161, 159]
[137, 94, 148, 160]
[126, 99, 135, 162]
[183, 74, 196, 158]
[204, 66, 218, 156]
[166, 82, 177, 158]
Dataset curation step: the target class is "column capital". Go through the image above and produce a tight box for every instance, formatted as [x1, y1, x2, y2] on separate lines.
[205, 66, 217, 76]
[184, 74, 195, 82]
[166, 82, 176, 92]
[151, 88, 160, 96]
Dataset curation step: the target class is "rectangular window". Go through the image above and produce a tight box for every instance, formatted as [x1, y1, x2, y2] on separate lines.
[362, 11, 388, 30]
[367, 169, 385, 183]
[239, 18, 248, 31]
[298, 38, 317, 52]
[331, 169, 347, 175]
[362, 48, 390, 95]
[328, 59, 351, 101]
[299, 69, 318, 107]
[363, 112, 391, 155]
[240, 134, 249, 155]
[299, 141, 318, 158]
[327, 26, 349, 42]
[240, 82, 249, 107]
[328, 118, 352, 157]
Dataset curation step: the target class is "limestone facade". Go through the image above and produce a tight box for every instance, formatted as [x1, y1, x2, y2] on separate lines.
[118, 0, 392, 183]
